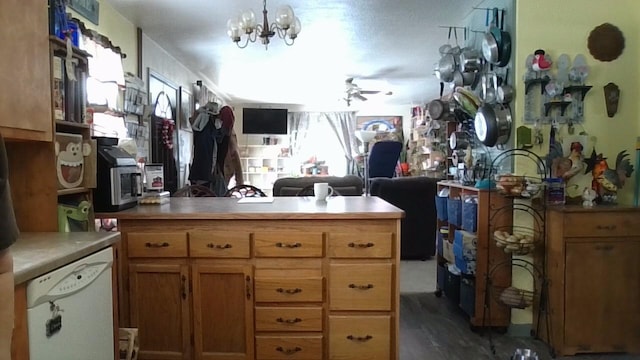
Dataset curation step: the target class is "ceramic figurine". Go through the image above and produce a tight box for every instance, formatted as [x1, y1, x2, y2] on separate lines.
[582, 187, 597, 207]
[584, 148, 635, 203]
[551, 142, 585, 181]
[532, 49, 552, 72]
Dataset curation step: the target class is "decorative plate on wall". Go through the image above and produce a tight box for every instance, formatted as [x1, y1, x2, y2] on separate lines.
[587, 23, 625, 62]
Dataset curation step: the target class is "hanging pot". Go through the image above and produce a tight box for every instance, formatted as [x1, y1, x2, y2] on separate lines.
[449, 131, 471, 150]
[437, 53, 456, 83]
[496, 69, 514, 103]
[474, 103, 512, 147]
[459, 47, 483, 72]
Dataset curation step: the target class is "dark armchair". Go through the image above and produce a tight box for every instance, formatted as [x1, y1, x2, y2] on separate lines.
[370, 176, 438, 260]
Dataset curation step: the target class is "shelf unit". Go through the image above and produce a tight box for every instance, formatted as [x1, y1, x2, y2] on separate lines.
[51, 36, 97, 232]
[435, 181, 512, 329]
[239, 145, 293, 195]
[408, 106, 448, 178]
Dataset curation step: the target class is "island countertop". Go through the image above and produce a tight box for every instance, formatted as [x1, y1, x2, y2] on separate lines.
[12, 232, 120, 285]
[96, 196, 405, 220]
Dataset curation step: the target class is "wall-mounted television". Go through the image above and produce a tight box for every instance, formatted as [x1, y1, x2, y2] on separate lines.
[242, 108, 288, 135]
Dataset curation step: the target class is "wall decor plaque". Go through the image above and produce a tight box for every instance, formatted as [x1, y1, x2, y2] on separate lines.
[68, 0, 100, 25]
[587, 23, 625, 62]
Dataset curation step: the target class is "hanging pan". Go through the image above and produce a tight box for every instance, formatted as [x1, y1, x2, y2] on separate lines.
[497, 10, 512, 67]
[482, 8, 502, 64]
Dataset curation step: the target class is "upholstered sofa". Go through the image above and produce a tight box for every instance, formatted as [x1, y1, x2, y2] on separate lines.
[370, 176, 438, 260]
[272, 175, 363, 196]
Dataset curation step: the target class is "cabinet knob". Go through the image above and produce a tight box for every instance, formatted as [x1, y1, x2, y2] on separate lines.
[348, 242, 375, 248]
[145, 242, 169, 248]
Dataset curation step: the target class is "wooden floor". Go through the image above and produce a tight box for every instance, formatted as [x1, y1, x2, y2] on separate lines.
[399, 292, 640, 360]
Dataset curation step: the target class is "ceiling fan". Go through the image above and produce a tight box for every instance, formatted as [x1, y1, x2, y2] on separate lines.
[344, 77, 392, 105]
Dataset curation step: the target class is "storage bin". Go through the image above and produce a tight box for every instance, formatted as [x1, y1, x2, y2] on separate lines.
[460, 275, 475, 317]
[444, 266, 461, 305]
[461, 200, 478, 232]
[442, 238, 455, 264]
[453, 230, 477, 250]
[447, 198, 462, 227]
[437, 230, 443, 257]
[454, 243, 477, 275]
[435, 195, 448, 221]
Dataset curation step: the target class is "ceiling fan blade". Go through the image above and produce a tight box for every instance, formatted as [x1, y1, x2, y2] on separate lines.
[360, 90, 381, 95]
[354, 93, 368, 101]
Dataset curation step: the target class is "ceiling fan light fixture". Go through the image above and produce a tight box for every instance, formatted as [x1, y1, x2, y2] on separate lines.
[228, 0, 300, 49]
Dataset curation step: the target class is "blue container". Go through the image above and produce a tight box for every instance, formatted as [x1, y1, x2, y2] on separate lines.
[460, 275, 475, 317]
[437, 263, 446, 292]
[437, 230, 443, 257]
[435, 196, 448, 221]
[444, 267, 461, 305]
[447, 198, 462, 227]
[454, 243, 477, 275]
[461, 201, 478, 232]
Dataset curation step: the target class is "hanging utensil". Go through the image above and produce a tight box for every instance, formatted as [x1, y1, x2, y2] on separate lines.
[481, 8, 502, 64]
[496, 69, 514, 104]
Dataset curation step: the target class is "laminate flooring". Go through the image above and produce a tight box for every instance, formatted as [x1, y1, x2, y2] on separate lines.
[399, 260, 640, 360]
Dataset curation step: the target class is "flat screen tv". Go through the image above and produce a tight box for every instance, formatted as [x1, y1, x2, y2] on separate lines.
[242, 108, 288, 135]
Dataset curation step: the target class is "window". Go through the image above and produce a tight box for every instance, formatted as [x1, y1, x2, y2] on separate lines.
[294, 114, 347, 176]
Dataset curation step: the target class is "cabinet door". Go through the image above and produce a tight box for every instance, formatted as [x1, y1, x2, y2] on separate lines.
[192, 264, 254, 360]
[129, 263, 191, 360]
[565, 241, 640, 352]
[0, 0, 52, 141]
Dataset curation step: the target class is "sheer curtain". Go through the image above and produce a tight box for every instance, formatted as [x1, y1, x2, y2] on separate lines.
[288, 112, 311, 167]
[322, 112, 358, 175]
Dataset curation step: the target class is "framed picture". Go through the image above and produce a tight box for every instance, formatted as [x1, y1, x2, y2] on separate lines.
[356, 115, 404, 143]
[179, 87, 193, 131]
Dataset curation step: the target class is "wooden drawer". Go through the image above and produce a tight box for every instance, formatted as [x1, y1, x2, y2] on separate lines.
[255, 277, 323, 302]
[329, 315, 390, 360]
[256, 335, 323, 360]
[189, 231, 251, 258]
[330, 263, 392, 310]
[563, 212, 640, 238]
[127, 232, 187, 258]
[329, 232, 393, 258]
[255, 307, 323, 332]
[254, 232, 323, 257]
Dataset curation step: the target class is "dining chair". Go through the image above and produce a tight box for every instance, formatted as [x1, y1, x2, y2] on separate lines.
[225, 184, 267, 198]
[173, 184, 216, 197]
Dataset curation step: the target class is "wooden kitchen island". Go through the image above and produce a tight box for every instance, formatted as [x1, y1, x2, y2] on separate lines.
[103, 196, 404, 360]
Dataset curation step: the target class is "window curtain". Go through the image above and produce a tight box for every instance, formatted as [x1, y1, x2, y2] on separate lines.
[287, 112, 311, 164]
[321, 112, 358, 175]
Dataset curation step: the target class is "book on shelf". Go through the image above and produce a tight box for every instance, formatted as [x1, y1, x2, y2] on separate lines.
[53, 55, 65, 121]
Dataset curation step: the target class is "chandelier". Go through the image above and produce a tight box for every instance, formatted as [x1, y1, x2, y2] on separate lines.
[226, 0, 301, 49]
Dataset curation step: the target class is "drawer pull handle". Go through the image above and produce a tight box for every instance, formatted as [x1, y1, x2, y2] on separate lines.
[596, 225, 617, 230]
[276, 317, 302, 324]
[206, 243, 232, 249]
[348, 242, 375, 248]
[276, 287, 302, 294]
[275, 346, 301, 355]
[347, 335, 373, 342]
[595, 244, 615, 251]
[145, 242, 169, 248]
[276, 242, 301, 248]
[349, 283, 374, 290]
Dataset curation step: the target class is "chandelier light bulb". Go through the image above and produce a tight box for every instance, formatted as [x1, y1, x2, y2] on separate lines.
[274, 5, 295, 29]
[240, 10, 256, 31]
[226, 17, 242, 40]
[287, 16, 301, 38]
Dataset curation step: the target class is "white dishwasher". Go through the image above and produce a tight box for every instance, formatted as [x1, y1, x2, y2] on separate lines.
[26, 247, 115, 360]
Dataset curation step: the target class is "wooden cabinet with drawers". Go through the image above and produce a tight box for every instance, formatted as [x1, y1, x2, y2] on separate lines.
[113, 198, 402, 360]
[542, 207, 640, 356]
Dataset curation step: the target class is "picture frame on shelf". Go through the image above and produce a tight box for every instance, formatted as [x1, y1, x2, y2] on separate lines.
[179, 86, 193, 131]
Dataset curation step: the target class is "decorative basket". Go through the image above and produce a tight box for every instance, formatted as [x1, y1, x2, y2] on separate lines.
[495, 174, 543, 199]
[493, 286, 534, 309]
[493, 226, 540, 255]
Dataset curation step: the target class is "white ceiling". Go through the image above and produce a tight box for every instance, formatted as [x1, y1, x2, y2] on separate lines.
[106, 0, 487, 108]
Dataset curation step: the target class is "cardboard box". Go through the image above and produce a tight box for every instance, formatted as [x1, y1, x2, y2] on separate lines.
[55, 132, 92, 189]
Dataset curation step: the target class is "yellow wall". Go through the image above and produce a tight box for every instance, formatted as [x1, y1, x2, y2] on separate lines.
[514, 0, 640, 205]
[68, 0, 138, 75]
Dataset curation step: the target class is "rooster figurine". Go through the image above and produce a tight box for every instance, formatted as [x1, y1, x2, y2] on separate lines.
[532, 49, 552, 72]
[551, 142, 585, 181]
[584, 148, 635, 203]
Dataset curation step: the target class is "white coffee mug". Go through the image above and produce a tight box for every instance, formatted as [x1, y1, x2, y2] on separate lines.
[313, 182, 334, 201]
